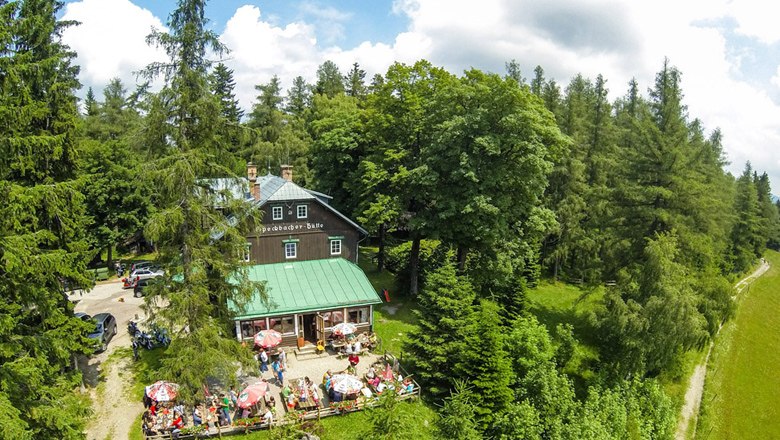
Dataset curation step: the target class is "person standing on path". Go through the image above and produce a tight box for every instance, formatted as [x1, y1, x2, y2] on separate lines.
[272, 358, 283, 385]
[278, 348, 287, 370]
[258, 348, 269, 374]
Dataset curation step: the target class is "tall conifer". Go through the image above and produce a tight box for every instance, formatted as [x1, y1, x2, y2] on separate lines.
[0, 0, 93, 437]
[139, 0, 263, 402]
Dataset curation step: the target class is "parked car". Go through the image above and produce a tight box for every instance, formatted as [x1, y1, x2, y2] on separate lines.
[88, 313, 117, 352]
[122, 268, 163, 288]
[133, 277, 160, 298]
[129, 261, 154, 272]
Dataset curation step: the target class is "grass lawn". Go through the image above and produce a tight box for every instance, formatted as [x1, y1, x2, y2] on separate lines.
[237, 399, 437, 440]
[696, 250, 780, 439]
[526, 281, 603, 345]
[526, 281, 603, 391]
[358, 247, 418, 358]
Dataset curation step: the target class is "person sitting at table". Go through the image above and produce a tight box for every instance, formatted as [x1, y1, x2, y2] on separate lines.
[353, 340, 362, 353]
[149, 400, 158, 416]
[400, 377, 414, 395]
[192, 405, 203, 426]
[142, 410, 157, 436]
[322, 370, 333, 388]
[348, 352, 359, 366]
[267, 396, 277, 414]
[346, 362, 357, 376]
[366, 366, 376, 380]
[169, 411, 184, 439]
[281, 382, 292, 401]
[308, 382, 321, 406]
[286, 391, 296, 411]
[262, 407, 273, 425]
[368, 375, 381, 389]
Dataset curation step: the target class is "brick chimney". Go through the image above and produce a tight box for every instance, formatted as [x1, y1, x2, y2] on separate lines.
[251, 181, 261, 201]
[281, 164, 293, 182]
[247, 162, 260, 201]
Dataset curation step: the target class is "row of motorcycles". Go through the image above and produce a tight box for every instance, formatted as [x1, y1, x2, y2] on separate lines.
[129, 320, 170, 360]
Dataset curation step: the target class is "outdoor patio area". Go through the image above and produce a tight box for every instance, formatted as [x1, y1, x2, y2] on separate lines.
[142, 346, 420, 439]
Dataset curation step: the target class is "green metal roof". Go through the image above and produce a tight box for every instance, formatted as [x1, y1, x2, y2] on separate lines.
[230, 258, 382, 320]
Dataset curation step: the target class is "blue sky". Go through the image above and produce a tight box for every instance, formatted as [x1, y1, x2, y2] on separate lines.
[61, 0, 780, 192]
[128, 0, 407, 48]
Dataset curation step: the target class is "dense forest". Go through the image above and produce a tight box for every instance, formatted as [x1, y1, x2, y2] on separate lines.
[2, 0, 780, 438]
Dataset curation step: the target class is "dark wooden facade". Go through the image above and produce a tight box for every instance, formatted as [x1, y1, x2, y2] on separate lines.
[246, 200, 361, 264]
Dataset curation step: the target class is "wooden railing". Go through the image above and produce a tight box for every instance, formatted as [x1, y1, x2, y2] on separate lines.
[144, 353, 420, 440]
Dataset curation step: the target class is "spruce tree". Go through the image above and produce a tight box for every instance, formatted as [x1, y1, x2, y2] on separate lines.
[211, 63, 243, 123]
[405, 264, 475, 399]
[344, 62, 367, 99]
[436, 383, 482, 440]
[729, 164, 763, 271]
[454, 300, 514, 427]
[285, 75, 311, 117]
[248, 74, 283, 143]
[314, 60, 345, 97]
[139, 0, 263, 402]
[0, 0, 94, 437]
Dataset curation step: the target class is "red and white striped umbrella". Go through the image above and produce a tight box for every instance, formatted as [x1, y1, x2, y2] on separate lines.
[254, 329, 282, 348]
[238, 381, 270, 409]
[331, 322, 357, 337]
[145, 381, 179, 402]
[330, 374, 363, 394]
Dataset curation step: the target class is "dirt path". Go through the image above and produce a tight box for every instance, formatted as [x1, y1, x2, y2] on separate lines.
[72, 280, 146, 440]
[86, 355, 143, 440]
[675, 258, 770, 440]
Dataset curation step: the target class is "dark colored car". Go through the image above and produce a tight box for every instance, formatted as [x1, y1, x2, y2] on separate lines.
[88, 313, 117, 352]
[133, 277, 159, 298]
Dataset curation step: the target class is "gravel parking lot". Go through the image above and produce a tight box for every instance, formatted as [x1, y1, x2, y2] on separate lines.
[71, 279, 146, 440]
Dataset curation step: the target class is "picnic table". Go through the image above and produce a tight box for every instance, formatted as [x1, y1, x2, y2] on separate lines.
[287, 378, 319, 411]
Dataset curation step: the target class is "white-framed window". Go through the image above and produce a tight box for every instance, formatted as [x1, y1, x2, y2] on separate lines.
[243, 242, 251, 263]
[330, 239, 342, 255]
[297, 204, 308, 219]
[284, 242, 297, 259]
[272, 206, 283, 220]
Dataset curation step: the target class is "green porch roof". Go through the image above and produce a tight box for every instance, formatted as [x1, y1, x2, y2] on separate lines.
[230, 258, 382, 320]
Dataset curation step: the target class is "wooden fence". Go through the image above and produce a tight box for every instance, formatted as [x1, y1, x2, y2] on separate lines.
[144, 353, 420, 440]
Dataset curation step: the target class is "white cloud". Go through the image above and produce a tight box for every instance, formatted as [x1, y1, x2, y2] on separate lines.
[728, 0, 780, 44]
[771, 66, 780, 89]
[61, 0, 167, 93]
[219, 5, 321, 110]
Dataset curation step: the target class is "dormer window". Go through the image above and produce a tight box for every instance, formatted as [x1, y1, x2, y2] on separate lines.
[272, 206, 283, 220]
[297, 204, 308, 219]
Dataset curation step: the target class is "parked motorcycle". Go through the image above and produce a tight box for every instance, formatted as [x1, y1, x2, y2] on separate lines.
[128, 320, 139, 336]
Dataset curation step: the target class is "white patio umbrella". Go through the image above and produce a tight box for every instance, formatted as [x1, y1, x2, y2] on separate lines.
[330, 374, 363, 394]
[331, 322, 357, 337]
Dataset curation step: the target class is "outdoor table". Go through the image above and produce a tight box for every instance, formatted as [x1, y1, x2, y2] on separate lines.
[289, 378, 318, 411]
